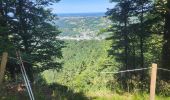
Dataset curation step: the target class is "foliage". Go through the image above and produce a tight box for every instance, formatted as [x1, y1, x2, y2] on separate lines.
[0, 0, 63, 81]
[0, 0, 170, 99]
[105, 0, 168, 92]
[157, 80, 170, 96]
[160, 0, 170, 80]
[43, 40, 119, 92]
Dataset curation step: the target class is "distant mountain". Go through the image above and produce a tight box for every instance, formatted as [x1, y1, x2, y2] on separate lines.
[57, 12, 105, 17]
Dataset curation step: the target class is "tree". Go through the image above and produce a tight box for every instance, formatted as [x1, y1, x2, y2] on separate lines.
[106, 0, 154, 91]
[0, 0, 63, 82]
[0, 0, 13, 52]
[106, 0, 132, 70]
[106, 0, 134, 91]
[161, 0, 170, 80]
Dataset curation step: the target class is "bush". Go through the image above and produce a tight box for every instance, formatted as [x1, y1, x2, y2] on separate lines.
[157, 80, 170, 96]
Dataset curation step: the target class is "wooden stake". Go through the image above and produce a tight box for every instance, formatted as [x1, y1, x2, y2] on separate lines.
[149, 63, 157, 100]
[0, 52, 8, 85]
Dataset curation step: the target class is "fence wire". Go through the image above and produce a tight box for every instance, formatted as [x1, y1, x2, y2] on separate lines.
[158, 68, 170, 72]
[8, 56, 32, 64]
[16, 51, 35, 100]
[5, 56, 170, 74]
[101, 67, 170, 74]
[101, 67, 151, 74]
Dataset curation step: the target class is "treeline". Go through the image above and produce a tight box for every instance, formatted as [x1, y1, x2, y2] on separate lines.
[106, 0, 170, 94]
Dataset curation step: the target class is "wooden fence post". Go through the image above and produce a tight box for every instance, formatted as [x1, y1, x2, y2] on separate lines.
[149, 63, 157, 100]
[0, 52, 8, 85]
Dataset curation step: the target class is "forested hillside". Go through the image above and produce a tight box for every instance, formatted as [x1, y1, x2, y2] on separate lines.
[0, 0, 170, 100]
[43, 40, 117, 92]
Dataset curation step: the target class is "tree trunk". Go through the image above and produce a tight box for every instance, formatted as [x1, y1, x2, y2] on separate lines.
[140, 0, 144, 79]
[0, 52, 8, 85]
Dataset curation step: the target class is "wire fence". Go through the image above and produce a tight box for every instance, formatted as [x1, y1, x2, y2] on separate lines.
[8, 56, 32, 64]
[4, 55, 170, 74]
[16, 51, 35, 100]
[1, 55, 170, 100]
[158, 68, 170, 72]
[101, 67, 151, 74]
[0, 54, 35, 100]
[101, 67, 170, 74]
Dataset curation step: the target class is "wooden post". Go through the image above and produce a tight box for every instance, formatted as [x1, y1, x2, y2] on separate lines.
[0, 52, 8, 85]
[149, 63, 157, 100]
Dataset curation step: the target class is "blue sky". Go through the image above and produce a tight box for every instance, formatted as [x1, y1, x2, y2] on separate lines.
[50, 0, 116, 13]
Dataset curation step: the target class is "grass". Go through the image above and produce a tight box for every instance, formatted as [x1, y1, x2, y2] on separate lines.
[0, 83, 89, 100]
[1, 83, 170, 100]
[1, 91, 170, 100]
[86, 91, 170, 100]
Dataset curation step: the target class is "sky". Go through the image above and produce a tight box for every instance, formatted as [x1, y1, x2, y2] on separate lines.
[50, 0, 116, 14]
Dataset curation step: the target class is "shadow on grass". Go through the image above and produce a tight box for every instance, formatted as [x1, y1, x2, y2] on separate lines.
[47, 83, 89, 100]
[0, 82, 89, 100]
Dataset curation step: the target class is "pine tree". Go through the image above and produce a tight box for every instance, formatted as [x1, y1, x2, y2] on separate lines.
[0, 0, 63, 82]
[106, 0, 133, 90]
[106, 0, 153, 91]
